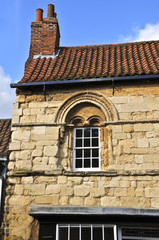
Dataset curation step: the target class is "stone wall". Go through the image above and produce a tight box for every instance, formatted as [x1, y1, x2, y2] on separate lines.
[3, 83, 159, 239]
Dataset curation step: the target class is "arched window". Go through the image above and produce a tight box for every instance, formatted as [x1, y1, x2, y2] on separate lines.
[55, 92, 118, 172]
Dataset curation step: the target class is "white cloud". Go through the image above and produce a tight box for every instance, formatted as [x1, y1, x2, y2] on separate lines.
[120, 23, 159, 43]
[0, 66, 15, 119]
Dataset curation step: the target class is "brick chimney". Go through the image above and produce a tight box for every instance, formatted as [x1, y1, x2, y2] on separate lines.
[25, 4, 60, 70]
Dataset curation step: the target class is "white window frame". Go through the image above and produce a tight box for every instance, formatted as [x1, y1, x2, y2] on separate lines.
[56, 224, 117, 240]
[73, 127, 101, 171]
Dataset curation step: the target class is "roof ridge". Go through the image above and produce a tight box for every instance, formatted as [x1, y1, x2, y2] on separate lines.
[59, 40, 159, 49]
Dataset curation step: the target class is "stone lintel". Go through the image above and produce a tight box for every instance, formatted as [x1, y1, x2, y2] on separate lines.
[30, 206, 159, 217]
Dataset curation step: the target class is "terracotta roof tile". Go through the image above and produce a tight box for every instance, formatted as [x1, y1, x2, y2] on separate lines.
[0, 119, 11, 158]
[19, 41, 159, 83]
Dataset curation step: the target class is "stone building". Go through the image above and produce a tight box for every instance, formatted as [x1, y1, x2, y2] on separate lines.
[2, 3, 159, 240]
[0, 119, 11, 238]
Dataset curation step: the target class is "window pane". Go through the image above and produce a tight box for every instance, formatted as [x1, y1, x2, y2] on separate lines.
[59, 227, 68, 240]
[81, 227, 91, 240]
[92, 138, 98, 147]
[104, 227, 114, 240]
[76, 139, 82, 147]
[76, 129, 82, 137]
[92, 159, 99, 168]
[76, 159, 82, 168]
[76, 149, 82, 158]
[92, 128, 98, 137]
[70, 227, 79, 240]
[93, 227, 102, 240]
[84, 149, 90, 158]
[84, 129, 90, 137]
[92, 149, 99, 157]
[84, 139, 90, 147]
[84, 159, 90, 168]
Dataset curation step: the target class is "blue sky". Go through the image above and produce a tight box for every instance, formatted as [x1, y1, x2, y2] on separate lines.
[0, 0, 159, 118]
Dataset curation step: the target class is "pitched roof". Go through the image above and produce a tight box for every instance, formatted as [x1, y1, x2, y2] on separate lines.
[0, 119, 11, 158]
[19, 41, 159, 84]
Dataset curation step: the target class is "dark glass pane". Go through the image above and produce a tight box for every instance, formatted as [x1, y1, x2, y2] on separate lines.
[84, 129, 90, 137]
[81, 227, 91, 240]
[70, 227, 79, 240]
[76, 149, 82, 158]
[76, 129, 82, 137]
[92, 149, 99, 157]
[76, 139, 82, 147]
[93, 227, 102, 240]
[76, 159, 82, 168]
[92, 138, 98, 147]
[92, 128, 98, 137]
[84, 139, 90, 147]
[84, 159, 90, 168]
[104, 227, 114, 240]
[84, 149, 90, 158]
[39, 223, 54, 240]
[92, 159, 99, 168]
[59, 227, 68, 240]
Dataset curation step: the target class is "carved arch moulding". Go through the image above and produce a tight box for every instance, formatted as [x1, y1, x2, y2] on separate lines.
[55, 92, 119, 124]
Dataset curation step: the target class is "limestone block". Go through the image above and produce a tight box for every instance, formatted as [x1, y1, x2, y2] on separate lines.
[49, 157, 58, 165]
[34, 196, 53, 204]
[14, 185, 24, 195]
[101, 197, 120, 207]
[20, 116, 36, 123]
[115, 188, 127, 196]
[12, 115, 20, 124]
[12, 130, 30, 141]
[69, 197, 84, 206]
[151, 198, 159, 208]
[12, 108, 22, 117]
[74, 186, 90, 197]
[21, 177, 33, 184]
[16, 160, 32, 171]
[145, 188, 159, 198]
[46, 185, 61, 194]
[84, 197, 96, 206]
[8, 162, 15, 170]
[135, 155, 143, 164]
[20, 150, 31, 160]
[9, 142, 21, 151]
[61, 186, 74, 196]
[119, 181, 130, 188]
[23, 109, 31, 116]
[33, 165, 50, 171]
[31, 126, 46, 135]
[29, 102, 48, 108]
[52, 195, 59, 205]
[68, 177, 83, 185]
[16, 95, 25, 103]
[44, 146, 58, 157]
[112, 125, 122, 133]
[9, 196, 31, 206]
[58, 176, 67, 184]
[137, 139, 149, 148]
[149, 138, 159, 147]
[120, 197, 140, 208]
[30, 184, 46, 195]
[123, 124, 134, 133]
[21, 143, 35, 151]
[113, 132, 127, 140]
[32, 149, 43, 157]
[60, 196, 69, 205]
[90, 188, 105, 197]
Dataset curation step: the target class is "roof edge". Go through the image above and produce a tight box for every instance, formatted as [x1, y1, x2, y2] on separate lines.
[10, 74, 159, 88]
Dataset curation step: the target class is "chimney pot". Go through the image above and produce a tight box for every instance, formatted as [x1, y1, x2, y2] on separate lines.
[36, 8, 43, 21]
[47, 4, 54, 18]
[54, 12, 57, 18]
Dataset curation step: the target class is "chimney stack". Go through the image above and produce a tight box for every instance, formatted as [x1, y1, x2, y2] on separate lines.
[47, 4, 54, 18]
[36, 8, 43, 21]
[26, 4, 60, 70]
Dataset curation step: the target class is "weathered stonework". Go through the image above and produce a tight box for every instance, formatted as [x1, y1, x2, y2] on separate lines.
[2, 83, 159, 239]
